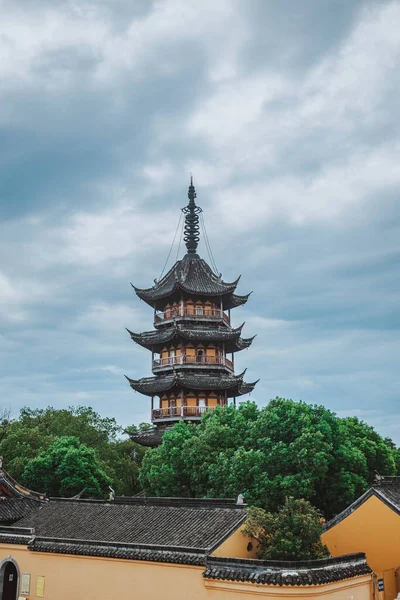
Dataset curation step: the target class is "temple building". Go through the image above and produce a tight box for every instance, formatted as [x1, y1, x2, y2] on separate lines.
[0, 492, 373, 600]
[126, 179, 258, 446]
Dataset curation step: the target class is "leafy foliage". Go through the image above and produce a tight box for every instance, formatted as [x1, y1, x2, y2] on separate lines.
[23, 436, 112, 498]
[0, 406, 147, 497]
[242, 498, 329, 560]
[140, 398, 398, 518]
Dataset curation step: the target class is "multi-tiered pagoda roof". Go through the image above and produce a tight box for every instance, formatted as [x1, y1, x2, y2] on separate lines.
[126, 371, 255, 397]
[126, 178, 258, 446]
[133, 256, 250, 309]
[126, 324, 255, 352]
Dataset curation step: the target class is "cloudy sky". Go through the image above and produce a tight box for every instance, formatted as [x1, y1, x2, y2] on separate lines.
[1, 0, 399, 441]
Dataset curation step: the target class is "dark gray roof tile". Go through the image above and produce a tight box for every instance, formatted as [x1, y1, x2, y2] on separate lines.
[29, 538, 207, 565]
[133, 255, 250, 310]
[16, 498, 246, 551]
[0, 498, 43, 523]
[127, 324, 254, 353]
[126, 371, 258, 397]
[203, 553, 372, 586]
[0, 468, 46, 501]
[134, 256, 239, 302]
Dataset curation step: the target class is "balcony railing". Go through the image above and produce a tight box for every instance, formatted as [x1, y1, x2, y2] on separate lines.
[154, 307, 230, 325]
[153, 355, 233, 370]
[152, 406, 215, 420]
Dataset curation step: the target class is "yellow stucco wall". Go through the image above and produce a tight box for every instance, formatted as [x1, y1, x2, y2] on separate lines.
[322, 495, 400, 573]
[212, 527, 258, 558]
[205, 576, 372, 599]
[322, 495, 400, 600]
[0, 544, 372, 600]
[1, 544, 205, 600]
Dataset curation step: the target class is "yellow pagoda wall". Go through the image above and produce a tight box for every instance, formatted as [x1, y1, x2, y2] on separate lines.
[158, 393, 223, 410]
[186, 395, 196, 407]
[158, 344, 223, 364]
[0, 544, 372, 600]
[322, 494, 400, 600]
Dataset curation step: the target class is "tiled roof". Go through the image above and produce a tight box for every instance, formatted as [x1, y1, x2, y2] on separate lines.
[0, 525, 34, 545]
[0, 505, 372, 582]
[325, 476, 400, 530]
[0, 498, 43, 523]
[204, 553, 372, 586]
[128, 427, 168, 447]
[374, 476, 400, 508]
[126, 371, 258, 397]
[29, 538, 207, 565]
[127, 324, 255, 353]
[16, 497, 247, 552]
[0, 468, 46, 501]
[230, 293, 251, 308]
[133, 255, 250, 309]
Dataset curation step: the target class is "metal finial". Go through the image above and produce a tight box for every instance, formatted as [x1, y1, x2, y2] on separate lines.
[188, 176, 196, 205]
[183, 176, 202, 254]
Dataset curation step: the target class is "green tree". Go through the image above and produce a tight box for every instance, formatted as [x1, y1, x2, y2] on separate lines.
[0, 406, 147, 496]
[140, 399, 398, 518]
[22, 436, 112, 498]
[242, 498, 329, 560]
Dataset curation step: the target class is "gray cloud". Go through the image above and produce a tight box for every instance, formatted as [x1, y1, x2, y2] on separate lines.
[0, 0, 399, 441]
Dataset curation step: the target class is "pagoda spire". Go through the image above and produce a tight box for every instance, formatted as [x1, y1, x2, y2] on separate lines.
[183, 176, 202, 255]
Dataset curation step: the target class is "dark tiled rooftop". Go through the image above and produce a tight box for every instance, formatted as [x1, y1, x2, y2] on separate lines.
[134, 255, 240, 301]
[0, 525, 34, 545]
[0, 503, 373, 581]
[127, 324, 254, 352]
[0, 468, 46, 501]
[204, 553, 371, 586]
[0, 498, 43, 523]
[16, 497, 247, 552]
[29, 538, 207, 565]
[374, 477, 400, 508]
[126, 371, 258, 397]
[128, 426, 167, 447]
[133, 255, 250, 310]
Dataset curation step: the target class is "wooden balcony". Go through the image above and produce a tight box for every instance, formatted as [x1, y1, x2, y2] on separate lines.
[152, 406, 215, 421]
[153, 355, 233, 371]
[154, 307, 230, 325]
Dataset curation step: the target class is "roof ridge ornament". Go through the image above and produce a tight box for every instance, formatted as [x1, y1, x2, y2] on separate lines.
[182, 176, 202, 255]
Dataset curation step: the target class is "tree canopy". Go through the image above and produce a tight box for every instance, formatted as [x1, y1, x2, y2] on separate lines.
[1, 399, 398, 513]
[242, 498, 329, 560]
[140, 398, 397, 518]
[0, 406, 147, 497]
[22, 436, 112, 498]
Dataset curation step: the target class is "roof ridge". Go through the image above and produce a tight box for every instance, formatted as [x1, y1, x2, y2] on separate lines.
[32, 535, 209, 554]
[207, 552, 368, 570]
[43, 496, 247, 509]
[324, 483, 400, 531]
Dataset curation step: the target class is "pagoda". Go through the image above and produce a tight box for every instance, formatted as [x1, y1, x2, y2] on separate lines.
[126, 179, 258, 446]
